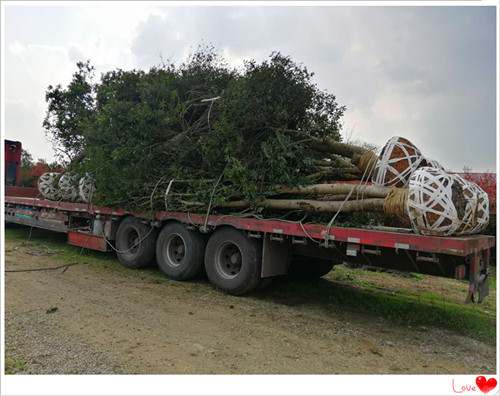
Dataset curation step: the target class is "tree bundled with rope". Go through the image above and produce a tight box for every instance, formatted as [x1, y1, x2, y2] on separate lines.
[42, 47, 489, 236]
[44, 48, 346, 207]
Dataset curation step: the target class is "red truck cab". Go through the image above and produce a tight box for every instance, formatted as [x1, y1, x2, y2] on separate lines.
[4, 139, 22, 186]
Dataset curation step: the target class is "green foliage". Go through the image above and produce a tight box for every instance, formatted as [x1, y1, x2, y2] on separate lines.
[20, 149, 34, 169]
[44, 47, 346, 210]
[44, 61, 96, 163]
[19, 149, 35, 186]
[5, 356, 26, 374]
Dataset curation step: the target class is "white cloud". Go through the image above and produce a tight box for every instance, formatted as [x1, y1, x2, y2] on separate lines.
[3, 5, 496, 171]
[8, 40, 25, 57]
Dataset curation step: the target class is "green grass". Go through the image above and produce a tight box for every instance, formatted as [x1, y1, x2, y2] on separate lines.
[262, 265, 496, 344]
[5, 356, 26, 374]
[489, 273, 497, 289]
[4, 226, 169, 282]
[5, 225, 497, 344]
[6, 226, 125, 271]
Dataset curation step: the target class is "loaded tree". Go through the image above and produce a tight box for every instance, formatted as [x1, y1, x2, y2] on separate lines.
[44, 48, 346, 210]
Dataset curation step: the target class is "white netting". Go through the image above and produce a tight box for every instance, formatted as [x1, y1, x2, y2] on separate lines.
[453, 175, 489, 235]
[473, 186, 490, 234]
[79, 174, 95, 203]
[407, 167, 489, 236]
[58, 173, 80, 202]
[37, 172, 62, 201]
[372, 136, 424, 188]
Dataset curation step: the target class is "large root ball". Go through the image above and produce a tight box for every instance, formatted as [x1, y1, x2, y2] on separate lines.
[453, 175, 490, 235]
[58, 173, 80, 202]
[37, 172, 62, 201]
[372, 136, 423, 187]
[407, 167, 489, 236]
[419, 157, 445, 171]
[79, 174, 95, 203]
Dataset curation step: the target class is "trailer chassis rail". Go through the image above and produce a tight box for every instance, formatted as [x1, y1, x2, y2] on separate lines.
[5, 196, 495, 303]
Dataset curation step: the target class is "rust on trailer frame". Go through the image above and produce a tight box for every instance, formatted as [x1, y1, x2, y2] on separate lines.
[5, 196, 495, 257]
[68, 231, 108, 252]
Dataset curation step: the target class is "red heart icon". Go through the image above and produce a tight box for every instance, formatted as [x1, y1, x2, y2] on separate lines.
[476, 376, 497, 394]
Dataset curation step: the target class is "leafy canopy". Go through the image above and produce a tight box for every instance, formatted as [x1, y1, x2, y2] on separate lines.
[44, 47, 346, 210]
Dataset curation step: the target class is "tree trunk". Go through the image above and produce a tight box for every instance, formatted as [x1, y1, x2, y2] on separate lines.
[276, 183, 391, 198]
[218, 198, 385, 213]
[307, 137, 367, 158]
[312, 156, 354, 169]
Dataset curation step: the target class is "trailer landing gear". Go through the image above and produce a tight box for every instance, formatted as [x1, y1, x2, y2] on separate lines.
[465, 250, 490, 304]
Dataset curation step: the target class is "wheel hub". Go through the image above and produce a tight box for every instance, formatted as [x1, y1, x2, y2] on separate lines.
[216, 242, 242, 279]
[166, 234, 186, 266]
[230, 253, 239, 264]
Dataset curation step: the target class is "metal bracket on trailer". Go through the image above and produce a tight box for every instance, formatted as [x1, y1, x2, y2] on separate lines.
[465, 250, 490, 304]
[261, 233, 290, 278]
[346, 243, 360, 257]
[291, 236, 307, 245]
[361, 246, 381, 256]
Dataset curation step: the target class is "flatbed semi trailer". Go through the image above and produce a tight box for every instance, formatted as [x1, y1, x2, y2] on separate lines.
[5, 193, 495, 303]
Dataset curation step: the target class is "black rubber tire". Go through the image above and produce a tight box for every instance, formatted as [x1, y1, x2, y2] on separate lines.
[156, 222, 206, 280]
[205, 228, 262, 295]
[287, 255, 334, 279]
[115, 216, 157, 269]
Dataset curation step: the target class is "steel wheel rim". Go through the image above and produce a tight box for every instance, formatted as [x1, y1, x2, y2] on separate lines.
[165, 233, 186, 267]
[215, 241, 242, 280]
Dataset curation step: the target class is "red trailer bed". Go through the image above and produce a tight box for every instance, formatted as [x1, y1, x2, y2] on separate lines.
[5, 194, 495, 302]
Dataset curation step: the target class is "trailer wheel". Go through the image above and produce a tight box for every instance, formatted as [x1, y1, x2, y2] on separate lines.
[115, 216, 157, 269]
[205, 228, 262, 295]
[156, 222, 206, 280]
[288, 255, 334, 279]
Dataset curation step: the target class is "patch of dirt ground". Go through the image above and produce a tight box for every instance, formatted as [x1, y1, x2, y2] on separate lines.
[4, 235, 496, 374]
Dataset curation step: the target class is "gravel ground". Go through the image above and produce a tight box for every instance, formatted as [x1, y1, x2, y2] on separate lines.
[4, 232, 497, 374]
[5, 311, 120, 374]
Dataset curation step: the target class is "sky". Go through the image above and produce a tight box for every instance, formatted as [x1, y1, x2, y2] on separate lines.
[3, 4, 497, 171]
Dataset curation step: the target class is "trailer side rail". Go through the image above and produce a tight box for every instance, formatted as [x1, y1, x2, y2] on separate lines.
[6, 196, 494, 257]
[5, 195, 495, 303]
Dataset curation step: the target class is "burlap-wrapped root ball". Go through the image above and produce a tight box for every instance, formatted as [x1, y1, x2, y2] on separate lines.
[58, 173, 80, 202]
[37, 172, 62, 201]
[453, 175, 490, 235]
[79, 174, 95, 203]
[419, 157, 445, 171]
[407, 167, 489, 236]
[372, 136, 424, 188]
